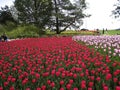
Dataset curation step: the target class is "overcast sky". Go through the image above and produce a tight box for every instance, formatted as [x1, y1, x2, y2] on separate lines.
[0, 0, 14, 7]
[0, 0, 120, 30]
[82, 0, 119, 30]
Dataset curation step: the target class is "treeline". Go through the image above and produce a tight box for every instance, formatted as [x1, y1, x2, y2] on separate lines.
[0, 0, 89, 38]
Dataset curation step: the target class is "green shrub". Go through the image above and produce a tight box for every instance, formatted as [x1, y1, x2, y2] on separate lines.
[5, 21, 17, 31]
[7, 25, 45, 38]
[0, 24, 6, 34]
[0, 21, 17, 32]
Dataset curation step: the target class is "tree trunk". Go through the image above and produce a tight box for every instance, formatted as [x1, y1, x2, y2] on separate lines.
[54, 0, 60, 34]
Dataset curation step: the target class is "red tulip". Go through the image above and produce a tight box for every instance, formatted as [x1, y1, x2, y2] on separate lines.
[80, 73, 84, 77]
[103, 86, 108, 90]
[32, 79, 36, 83]
[60, 80, 64, 85]
[116, 86, 120, 90]
[81, 80, 86, 89]
[73, 74, 77, 78]
[51, 82, 55, 88]
[36, 87, 41, 90]
[51, 70, 56, 76]
[59, 87, 64, 90]
[56, 71, 60, 77]
[22, 78, 28, 85]
[35, 73, 40, 79]
[88, 82, 94, 87]
[73, 87, 78, 90]
[41, 85, 46, 90]
[96, 77, 101, 82]
[11, 78, 16, 83]
[106, 73, 112, 80]
[69, 79, 74, 84]
[26, 88, 30, 90]
[113, 78, 118, 83]
[4, 81, 9, 87]
[90, 76, 95, 81]
[9, 86, 15, 90]
[88, 87, 92, 90]
[66, 84, 71, 89]
[91, 70, 95, 74]
[69, 72, 73, 77]
[0, 87, 3, 90]
[61, 73, 66, 78]
[47, 80, 51, 85]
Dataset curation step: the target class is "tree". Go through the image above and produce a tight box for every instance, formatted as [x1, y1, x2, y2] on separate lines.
[10, 5, 19, 22]
[14, 0, 88, 34]
[14, 0, 53, 29]
[0, 5, 17, 24]
[49, 0, 88, 34]
[112, 0, 120, 18]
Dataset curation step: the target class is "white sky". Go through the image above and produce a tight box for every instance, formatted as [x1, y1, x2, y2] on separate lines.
[0, 0, 120, 30]
[81, 0, 119, 30]
[0, 0, 14, 7]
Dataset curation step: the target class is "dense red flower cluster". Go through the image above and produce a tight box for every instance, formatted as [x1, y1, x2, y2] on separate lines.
[0, 37, 120, 90]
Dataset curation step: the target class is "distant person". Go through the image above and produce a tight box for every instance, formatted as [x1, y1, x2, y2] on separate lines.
[0, 36, 1, 42]
[106, 28, 108, 31]
[96, 29, 100, 35]
[1, 33, 8, 41]
[102, 28, 104, 34]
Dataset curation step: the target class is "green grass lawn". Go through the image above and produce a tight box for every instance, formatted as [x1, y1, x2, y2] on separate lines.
[47, 29, 120, 36]
[100, 29, 120, 35]
[1, 26, 120, 39]
[46, 30, 96, 36]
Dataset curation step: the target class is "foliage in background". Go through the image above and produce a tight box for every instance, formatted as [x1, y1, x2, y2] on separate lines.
[112, 0, 120, 18]
[0, 21, 17, 34]
[7, 25, 42, 39]
[49, 0, 89, 34]
[14, 0, 53, 30]
[0, 6, 17, 25]
[14, 0, 88, 34]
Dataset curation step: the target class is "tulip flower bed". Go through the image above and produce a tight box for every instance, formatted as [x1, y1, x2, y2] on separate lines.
[73, 35, 120, 61]
[0, 37, 120, 90]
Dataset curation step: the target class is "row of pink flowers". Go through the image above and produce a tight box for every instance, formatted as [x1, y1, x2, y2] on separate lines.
[73, 35, 120, 59]
[0, 37, 120, 90]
